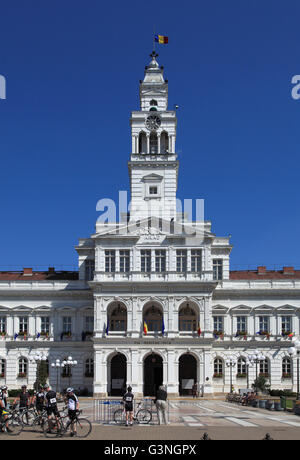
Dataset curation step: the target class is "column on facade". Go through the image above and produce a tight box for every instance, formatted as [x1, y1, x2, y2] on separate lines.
[203, 297, 212, 338]
[166, 349, 177, 396]
[270, 314, 276, 337]
[146, 133, 150, 154]
[157, 133, 161, 154]
[94, 349, 107, 396]
[203, 349, 213, 393]
[28, 312, 35, 338]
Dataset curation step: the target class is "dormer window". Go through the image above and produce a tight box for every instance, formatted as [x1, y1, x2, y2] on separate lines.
[149, 186, 158, 195]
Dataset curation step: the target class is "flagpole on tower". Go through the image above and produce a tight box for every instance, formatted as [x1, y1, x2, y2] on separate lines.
[153, 25, 156, 53]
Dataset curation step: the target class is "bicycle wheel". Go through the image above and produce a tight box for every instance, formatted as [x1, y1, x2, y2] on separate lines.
[73, 418, 92, 438]
[43, 419, 61, 438]
[21, 410, 36, 427]
[6, 414, 23, 436]
[136, 409, 152, 424]
[113, 409, 126, 425]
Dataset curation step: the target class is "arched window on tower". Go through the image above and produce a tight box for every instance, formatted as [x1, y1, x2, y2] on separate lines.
[161, 131, 169, 153]
[149, 99, 158, 108]
[150, 132, 158, 154]
[138, 131, 147, 154]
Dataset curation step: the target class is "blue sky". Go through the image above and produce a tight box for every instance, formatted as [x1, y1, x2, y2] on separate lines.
[0, 0, 299, 271]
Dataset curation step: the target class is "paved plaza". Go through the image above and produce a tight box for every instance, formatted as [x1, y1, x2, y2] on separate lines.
[2, 397, 300, 440]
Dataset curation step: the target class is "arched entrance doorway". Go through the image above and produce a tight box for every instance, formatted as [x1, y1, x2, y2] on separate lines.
[144, 353, 163, 396]
[179, 354, 197, 396]
[109, 353, 127, 396]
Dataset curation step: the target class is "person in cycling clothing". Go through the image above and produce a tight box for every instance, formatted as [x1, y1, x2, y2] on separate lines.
[65, 388, 79, 437]
[0, 386, 12, 433]
[123, 386, 134, 426]
[33, 386, 45, 414]
[44, 384, 60, 420]
[13, 385, 31, 424]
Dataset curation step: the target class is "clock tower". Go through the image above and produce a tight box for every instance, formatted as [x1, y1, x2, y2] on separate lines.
[128, 52, 179, 221]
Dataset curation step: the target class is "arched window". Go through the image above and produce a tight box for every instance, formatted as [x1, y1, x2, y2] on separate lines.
[18, 357, 28, 377]
[179, 304, 197, 332]
[150, 132, 158, 154]
[85, 358, 94, 377]
[213, 358, 223, 378]
[150, 99, 158, 106]
[0, 358, 5, 378]
[108, 303, 127, 332]
[282, 357, 291, 378]
[259, 358, 269, 377]
[143, 305, 163, 332]
[138, 131, 147, 154]
[161, 131, 169, 153]
[237, 357, 247, 376]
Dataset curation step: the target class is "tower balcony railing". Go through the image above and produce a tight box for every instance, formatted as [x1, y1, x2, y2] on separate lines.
[93, 270, 212, 283]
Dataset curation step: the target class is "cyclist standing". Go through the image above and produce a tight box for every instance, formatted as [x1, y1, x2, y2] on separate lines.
[0, 386, 12, 433]
[65, 388, 79, 437]
[123, 386, 134, 426]
[33, 386, 45, 414]
[44, 384, 60, 420]
[13, 385, 31, 422]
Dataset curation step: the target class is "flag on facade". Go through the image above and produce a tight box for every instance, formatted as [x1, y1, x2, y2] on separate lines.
[197, 323, 201, 336]
[162, 319, 165, 335]
[155, 34, 168, 44]
[288, 332, 295, 338]
[143, 321, 148, 335]
[14, 333, 18, 340]
[105, 320, 109, 335]
[36, 332, 41, 339]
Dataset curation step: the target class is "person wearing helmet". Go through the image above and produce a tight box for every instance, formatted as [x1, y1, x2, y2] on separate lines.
[0, 386, 12, 433]
[33, 386, 45, 414]
[122, 386, 134, 426]
[13, 385, 31, 422]
[44, 384, 60, 421]
[65, 388, 79, 437]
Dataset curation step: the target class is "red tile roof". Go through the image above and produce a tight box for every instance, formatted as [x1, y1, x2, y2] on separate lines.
[230, 267, 300, 280]
[0, 270, 79, 281]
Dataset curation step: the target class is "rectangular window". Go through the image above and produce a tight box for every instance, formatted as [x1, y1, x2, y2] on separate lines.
[259, 316, 269, 332]
[85, 316, 94, 332]
[191, 250, 202, 272]
[41, 317, 50, 333]
[105, 250, 116, 273]
[281, 316, 292, 333]
[213, 316, 223, 332]
[213, 259, 223, 280]
[119, 250, 130, 273]
[0, 359, 5, 376]
[19, 317, 28, 333]
[176, 250, 187, 272]
[149, 186, 158, 195]
[0, 317, 6, 334]
[63, 316, 72, 333]
[141, 250, 151, 272]
[155, 250, 166, 272]
[85, 260, 95, 281]
[237, 316, 247, 332]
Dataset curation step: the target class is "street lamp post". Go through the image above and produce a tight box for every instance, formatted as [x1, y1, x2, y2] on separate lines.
[248, 349, 266, 394]
[64, 356, 78, 388]
[30, 351, 48, 390]
[226, 356, 237, 393]
[288, 338, 300, 400]
[51, 359, 65, 393]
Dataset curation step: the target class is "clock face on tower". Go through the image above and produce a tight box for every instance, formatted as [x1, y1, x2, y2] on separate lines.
[145, 114, 161, 131]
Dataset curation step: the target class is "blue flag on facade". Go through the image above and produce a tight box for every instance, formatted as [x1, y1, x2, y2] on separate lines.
[162, 319, 165, 335]
[14, 333, 18, 340]
[36, 332, 41, 339]
[105, 320, 109, 335]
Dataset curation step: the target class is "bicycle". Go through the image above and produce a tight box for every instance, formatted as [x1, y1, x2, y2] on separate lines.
[113, 400, 152, 425]
[43, 410, 92, 438]
[0, 409, 23, 436]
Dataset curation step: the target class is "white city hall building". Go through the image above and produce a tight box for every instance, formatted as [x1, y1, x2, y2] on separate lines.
[1, 52, 300, 397]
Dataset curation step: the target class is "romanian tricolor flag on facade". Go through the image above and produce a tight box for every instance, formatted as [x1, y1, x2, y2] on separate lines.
[143, 321, 148, 335]
[155, 34, 168, 44]
[197, 323, 201, 336]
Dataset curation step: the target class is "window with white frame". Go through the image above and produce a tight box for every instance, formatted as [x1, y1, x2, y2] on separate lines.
[213, 259, 223, 280]
[149, 186, 158, 195]
[282, 357, 291, 377]
[237, 357, 247, 375]
[19, 317, 28, 334]
[191, 250, 202, 272]
[141, 250, 151, 272]
[237, 316, 247, 332]
[85, 316, 94, 332]
[18, 357, 28, 376]
[281, 316, 292, 334]
[41, 317, 50, 334]
[0, 317, 6, 334]
[213, 358, 223, 376]
[85, 260, 95, 281]
[213, 316, 223, 332]
[62, 316, 72, 333]
[105, 250, 116, 272]
[259, 358, 269, 377]
[176, 250, 187, 272]
[155, 250, 166, 272]
[0, 359, 5, 377]
[259, 316, 269, 333]
[119, 250, 130, 273]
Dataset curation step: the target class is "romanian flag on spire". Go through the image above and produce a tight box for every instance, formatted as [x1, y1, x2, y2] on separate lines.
[143, 321, 148, 335]
[155, 34, 168, 44]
